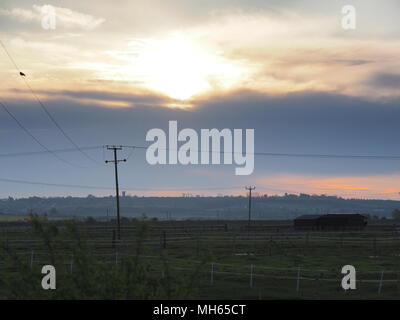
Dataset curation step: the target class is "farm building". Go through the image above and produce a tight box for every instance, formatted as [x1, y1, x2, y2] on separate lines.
[294, 213, 367, 231]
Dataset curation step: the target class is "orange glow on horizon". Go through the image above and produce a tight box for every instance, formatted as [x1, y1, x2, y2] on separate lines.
[256, 174, 400, 200]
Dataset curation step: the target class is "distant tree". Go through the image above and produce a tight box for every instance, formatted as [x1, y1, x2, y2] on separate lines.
[392, 209, 400, 220]
[85, 216, 97, 224]
[121, 217, 130, 224]
[49, 208, 59, 216]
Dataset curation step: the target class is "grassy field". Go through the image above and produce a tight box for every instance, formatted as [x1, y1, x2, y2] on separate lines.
[0, 214, 67, 222]
[1, 218, 400, 299]
[0, 215, 28, 222]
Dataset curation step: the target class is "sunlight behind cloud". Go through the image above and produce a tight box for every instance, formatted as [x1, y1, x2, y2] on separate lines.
[3, 7, 400, 106]
[124, 36, 249, 101]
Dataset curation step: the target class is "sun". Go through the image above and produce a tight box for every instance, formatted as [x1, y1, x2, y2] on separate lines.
[128, 36, 245, 101]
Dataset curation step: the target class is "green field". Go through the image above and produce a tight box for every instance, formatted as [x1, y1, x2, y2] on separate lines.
[0, 215, 28, 222]
[0, 214, 66, 222]
[1, 217, 400, 299]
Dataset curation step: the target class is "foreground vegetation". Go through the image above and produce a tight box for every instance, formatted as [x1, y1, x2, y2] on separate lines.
[0, 215, 206, 299]
[1, 216, 400, 299]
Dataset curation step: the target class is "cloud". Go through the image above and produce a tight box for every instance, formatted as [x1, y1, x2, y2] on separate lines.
[3, 89, 400, 163]
[367, 73, 400, 89]
[0, 7, 37, 22]
[2, 7, 400, 101]
[0, 5, 105, 30]
[43, 5, 105, 30]
[8, 88, 182, 110]
[1, 89, 400, 198]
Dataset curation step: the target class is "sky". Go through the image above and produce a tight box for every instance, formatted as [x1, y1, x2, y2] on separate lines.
[0, 0, 400, 199]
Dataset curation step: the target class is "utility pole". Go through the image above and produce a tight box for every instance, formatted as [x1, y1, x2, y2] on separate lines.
[105, 145, 126, 240]
[245, 186, 256, 229]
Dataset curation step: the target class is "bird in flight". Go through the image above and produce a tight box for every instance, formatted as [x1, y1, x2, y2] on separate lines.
[19, 72, 26, 77]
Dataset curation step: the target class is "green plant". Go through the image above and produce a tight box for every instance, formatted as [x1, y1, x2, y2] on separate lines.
[0, 215, 207, 300]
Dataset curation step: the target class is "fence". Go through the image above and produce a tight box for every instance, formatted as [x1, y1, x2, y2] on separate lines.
[1, 223, 400, 299]
[1, 249, 399, 299]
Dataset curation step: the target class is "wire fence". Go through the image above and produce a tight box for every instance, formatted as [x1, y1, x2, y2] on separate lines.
[1, 250, 399, 299]
[2, 224, 400, 298]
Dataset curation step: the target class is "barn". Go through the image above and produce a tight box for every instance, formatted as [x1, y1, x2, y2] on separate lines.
[294, 213, 367, 231]
[293, 214, 323, 230]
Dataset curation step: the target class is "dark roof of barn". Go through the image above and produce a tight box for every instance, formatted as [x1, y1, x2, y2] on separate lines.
[295, 213, 367, 221]
[323, 214, 366, 218]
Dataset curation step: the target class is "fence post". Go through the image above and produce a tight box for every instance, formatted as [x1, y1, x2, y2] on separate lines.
[30, 250, 34, 269]
[112, 229, 116, 249]
[160, 231, 167, 250]
[378, 271, 384, 294]
[210, 263, 214, 285]
[314, 274, 321, 295]
[269, 236, 272, 256]
[163, 231, 167, 249]
[296, 267, 301, 292]
[250, 264, 254, 288]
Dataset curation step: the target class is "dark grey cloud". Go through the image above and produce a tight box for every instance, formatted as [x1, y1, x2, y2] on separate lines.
[333, 59, 372, 66]
[367, 73, 400, 89]
[11, 88, 173, 106]
[4, 89, 400, 150]
[1, 89, 400, 198]
[2, 90, 400, 176]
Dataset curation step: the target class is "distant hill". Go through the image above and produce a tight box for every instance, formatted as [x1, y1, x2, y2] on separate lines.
[0, 194, 398, 220]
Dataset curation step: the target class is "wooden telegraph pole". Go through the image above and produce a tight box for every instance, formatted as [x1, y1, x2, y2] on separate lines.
[105, 145, 126, 240]
[245, 186, 256, 229]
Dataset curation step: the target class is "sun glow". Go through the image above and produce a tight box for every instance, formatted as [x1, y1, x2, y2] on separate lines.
[128, 37, 246, 100]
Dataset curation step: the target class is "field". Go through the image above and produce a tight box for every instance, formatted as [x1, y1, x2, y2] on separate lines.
[1, 217, 400, 299]
[0, 215, 66, 222]
[0, 215, 29, 222]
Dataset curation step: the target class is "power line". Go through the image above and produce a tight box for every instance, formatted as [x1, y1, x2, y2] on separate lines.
[121, 145, 400, 160]
[0, 39, 20, 72]
[0, 146, 103, 158]
[0, 178, 113, 190]
[0, 178, 240, 192]
[125, 146, 136, 160]
[0, 141, 398, 161]
[252, 152, 400, 160]
[0, 39, 101, 165]
[0, 99, 84, 168]
[22, 80, 103, 165]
